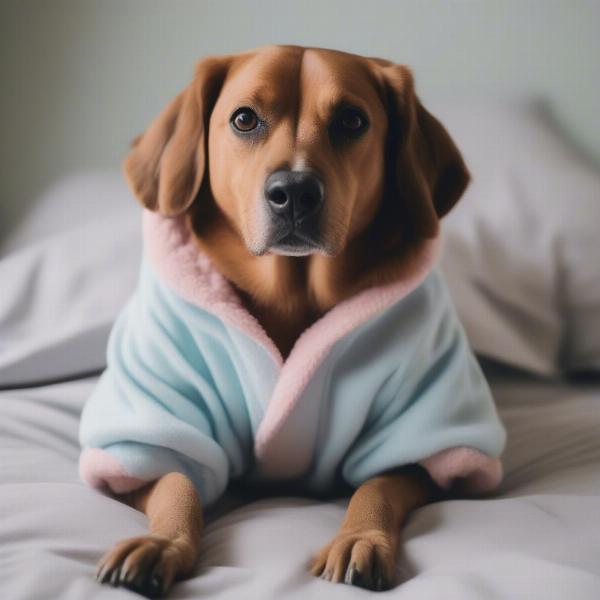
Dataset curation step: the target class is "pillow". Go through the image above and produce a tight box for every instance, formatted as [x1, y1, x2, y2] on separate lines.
[0, 172, 141, 388]
[1, 170, 135, 256]
[432, 98, 600, 375]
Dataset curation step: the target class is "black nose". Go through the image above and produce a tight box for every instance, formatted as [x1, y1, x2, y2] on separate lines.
[264, 170, 324, 224]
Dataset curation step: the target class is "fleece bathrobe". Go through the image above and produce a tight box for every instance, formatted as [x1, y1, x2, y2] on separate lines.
[79, 211, 506, 506]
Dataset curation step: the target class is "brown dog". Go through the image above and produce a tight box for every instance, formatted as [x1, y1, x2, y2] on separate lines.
[95, 45, 469, 596]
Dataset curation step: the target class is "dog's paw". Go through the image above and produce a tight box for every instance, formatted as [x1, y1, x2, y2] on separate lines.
[310, 528, 396, 591]
[95, 534, 194, 598]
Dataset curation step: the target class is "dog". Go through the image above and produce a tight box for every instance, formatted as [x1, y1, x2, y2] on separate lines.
[80, 45, 506, 597]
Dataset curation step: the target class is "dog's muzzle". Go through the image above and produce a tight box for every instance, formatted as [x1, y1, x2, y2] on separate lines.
[263, 169, 325, 255]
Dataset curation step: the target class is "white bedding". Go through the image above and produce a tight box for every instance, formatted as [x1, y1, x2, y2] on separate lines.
[1, 371, 600, 599]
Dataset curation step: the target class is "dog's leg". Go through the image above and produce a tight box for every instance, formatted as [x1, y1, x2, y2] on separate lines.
[96, 472, 203, 598]
[310, 466, 437, 591]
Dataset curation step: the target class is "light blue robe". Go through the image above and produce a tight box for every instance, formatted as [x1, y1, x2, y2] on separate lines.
[79, 213, 506, 506]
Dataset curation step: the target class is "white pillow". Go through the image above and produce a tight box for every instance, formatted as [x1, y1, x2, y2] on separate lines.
[0, 172, 141, 387]
[1, 170, 135, 256]
[433, 98, 600, 375]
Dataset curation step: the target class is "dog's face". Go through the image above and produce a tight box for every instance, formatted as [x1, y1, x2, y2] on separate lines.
[125, 46, 469, 258]
[205, 47, 387, 256]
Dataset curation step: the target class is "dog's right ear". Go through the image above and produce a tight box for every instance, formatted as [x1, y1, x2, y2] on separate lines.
[123, 56, 232, 216]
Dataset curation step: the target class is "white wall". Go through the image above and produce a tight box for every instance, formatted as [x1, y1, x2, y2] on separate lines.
[2, 0, 599, 236]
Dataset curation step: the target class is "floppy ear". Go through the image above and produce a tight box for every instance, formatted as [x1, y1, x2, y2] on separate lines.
[123, 56, 231, 216]
[379, 64, 470, 238]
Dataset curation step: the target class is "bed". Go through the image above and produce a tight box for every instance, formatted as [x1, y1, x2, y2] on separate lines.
[1, 99, 600, 599]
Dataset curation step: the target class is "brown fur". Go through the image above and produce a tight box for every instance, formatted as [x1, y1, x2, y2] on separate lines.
[97, 45, 469, 595]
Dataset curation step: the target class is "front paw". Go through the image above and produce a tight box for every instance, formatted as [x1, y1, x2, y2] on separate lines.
[310, 528, 396, 591]
[95, 534, 195, 598]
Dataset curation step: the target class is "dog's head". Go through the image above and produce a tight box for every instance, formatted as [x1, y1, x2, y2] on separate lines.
[125, 45, 468, 258]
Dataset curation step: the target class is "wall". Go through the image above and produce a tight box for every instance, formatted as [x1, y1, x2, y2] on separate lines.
[2, 0, 599, 236]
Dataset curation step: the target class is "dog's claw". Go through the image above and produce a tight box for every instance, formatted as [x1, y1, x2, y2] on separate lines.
[109, 566, 121, 587]
[313, 529, 396, 591]
[94, 535, 193, 598]
[95, 564, 109, 584]
[355, 569, 371, 589]
[373, 557, 393, 592]
[122, 565, 136, 584]
[342, 561, 370, 589]
[344, 564, 357, 585]
[150, 574, 163, 593]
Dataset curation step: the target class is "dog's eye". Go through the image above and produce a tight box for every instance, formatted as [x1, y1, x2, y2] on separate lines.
[330, 107, 369, 141]
[340, 108, 365, 131]
[231, 108, 259, 132]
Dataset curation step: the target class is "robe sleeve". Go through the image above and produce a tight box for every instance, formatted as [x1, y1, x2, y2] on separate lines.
[340, 270, 506, 495]
[79, 262, 248, 506]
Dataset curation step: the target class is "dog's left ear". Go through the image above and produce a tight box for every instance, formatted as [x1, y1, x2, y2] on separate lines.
[124, 56, 232, 216]
[378, 63, 470, 238]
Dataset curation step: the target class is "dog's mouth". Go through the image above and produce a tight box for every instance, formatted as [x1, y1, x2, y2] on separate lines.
[268, 230, 323, 256]
[261, 211, 327, 256]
